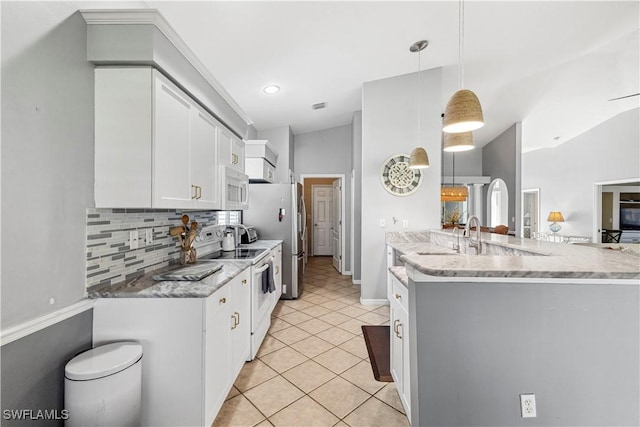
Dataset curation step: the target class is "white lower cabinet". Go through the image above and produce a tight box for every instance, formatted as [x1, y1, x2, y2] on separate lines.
[389, 275, 411, 420]
[93, 268, 251, 427]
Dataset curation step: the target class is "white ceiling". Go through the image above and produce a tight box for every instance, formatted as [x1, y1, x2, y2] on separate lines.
[143, 1, 639, 151]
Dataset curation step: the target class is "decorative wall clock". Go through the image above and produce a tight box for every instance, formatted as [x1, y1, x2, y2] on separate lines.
[379, 153, 423, 196]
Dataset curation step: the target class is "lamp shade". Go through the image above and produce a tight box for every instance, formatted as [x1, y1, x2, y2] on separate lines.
[547, 211, 565, 222]
[441, 186, 468, 202]
[442, 89, 484, 133]
[443, 131, 474, 152]
[408, 147, 430, 169]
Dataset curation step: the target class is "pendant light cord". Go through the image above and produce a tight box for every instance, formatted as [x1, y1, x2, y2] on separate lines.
[458, 0, 464, 89]
[418, 49, 422, 141]
[452, 153, 456, 186]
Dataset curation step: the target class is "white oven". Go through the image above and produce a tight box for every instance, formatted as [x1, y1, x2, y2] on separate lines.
[250, 251, 276, 359]
[220, 166, 249, 210]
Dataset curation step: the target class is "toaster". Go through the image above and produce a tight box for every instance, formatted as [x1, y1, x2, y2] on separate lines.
[241, 226, 258, 244]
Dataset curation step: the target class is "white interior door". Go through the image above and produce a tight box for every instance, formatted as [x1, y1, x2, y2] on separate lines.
[332, 179, 342, 273]
[312, 186, 332, 256]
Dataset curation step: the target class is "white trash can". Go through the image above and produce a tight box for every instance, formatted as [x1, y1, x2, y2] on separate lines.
[64, 342, 143, 427]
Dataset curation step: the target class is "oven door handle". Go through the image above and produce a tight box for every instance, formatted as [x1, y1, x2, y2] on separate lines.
[254, 257, 275, 274]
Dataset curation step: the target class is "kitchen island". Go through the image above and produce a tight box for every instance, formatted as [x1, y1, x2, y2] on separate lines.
[386, 230, 639, 427]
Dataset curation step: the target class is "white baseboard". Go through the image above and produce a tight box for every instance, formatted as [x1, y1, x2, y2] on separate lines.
[359, 298, 390, 306]
[342, 270, 352, 276]
[352, 279, 361, 285]
[1, 299, 95, 346]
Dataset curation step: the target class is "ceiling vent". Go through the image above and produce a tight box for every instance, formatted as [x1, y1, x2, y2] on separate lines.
[312, 102, 327, 110]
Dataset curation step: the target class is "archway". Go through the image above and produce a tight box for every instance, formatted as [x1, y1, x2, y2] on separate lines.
[487, 178, 509, 227]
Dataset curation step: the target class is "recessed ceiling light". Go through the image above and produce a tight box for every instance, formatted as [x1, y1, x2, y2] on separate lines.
[263, 85, 280, 94]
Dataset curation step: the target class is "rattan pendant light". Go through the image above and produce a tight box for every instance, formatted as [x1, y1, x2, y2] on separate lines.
[443, 131, 474, 152]
[442, 0, 484, 136]
[408, 40, 430, 169]
[441, 151, 468, 202]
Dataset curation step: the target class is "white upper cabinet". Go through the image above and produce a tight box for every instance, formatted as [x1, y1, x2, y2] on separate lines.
[95, 67, 224, 209]
[218, 126, 245, 173]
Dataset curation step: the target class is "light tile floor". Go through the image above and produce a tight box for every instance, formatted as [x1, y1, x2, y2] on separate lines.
[213, 256, 409, 427]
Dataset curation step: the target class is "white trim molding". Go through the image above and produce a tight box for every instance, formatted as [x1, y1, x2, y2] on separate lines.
[1, 300, 94, 346]
[353, 279, 362, 285]
[359, 298, 389, 306]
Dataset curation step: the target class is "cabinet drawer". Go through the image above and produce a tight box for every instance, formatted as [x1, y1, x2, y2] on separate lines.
[391, 276, 408, 313]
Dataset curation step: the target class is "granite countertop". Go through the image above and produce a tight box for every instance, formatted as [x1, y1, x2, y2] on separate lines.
[87, 239, 283, 298]
[389, 266, 409, 286]
[387, 230, 640, 280]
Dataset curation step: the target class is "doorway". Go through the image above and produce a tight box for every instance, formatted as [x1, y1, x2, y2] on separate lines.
[593, 178, 640, 243]
[521, 188, 539, 238]
[301, 174, 346, 274]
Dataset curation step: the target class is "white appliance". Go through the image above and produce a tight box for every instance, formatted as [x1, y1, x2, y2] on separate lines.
[222, 232, 235, 251]
[249, 251, 277, 358]
[220, 166, 249, 210]
[243, 182, 306, 299]
[244, 140, 279, 183]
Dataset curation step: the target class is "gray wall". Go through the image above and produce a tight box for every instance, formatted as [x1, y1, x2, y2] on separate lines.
[411, 279, 639, 426]
[482, 123, 521, 231]
[442, 148, 483, 177]
[351, 111, 362, 281]
[1, 3, 99, 418]
[1, 2, 95, 328]
[1, 310, 93, 426]
[257, 126, 294, 183]
[295, 125, 352, 272]
[361, 68, 442, 301]
[523, 108, 640, 237]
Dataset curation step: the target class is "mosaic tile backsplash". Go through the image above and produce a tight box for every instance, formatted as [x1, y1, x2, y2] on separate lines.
[86, 209, 240, 289]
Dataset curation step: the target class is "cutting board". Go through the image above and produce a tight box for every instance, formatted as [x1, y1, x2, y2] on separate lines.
[153, 264, 223, 281]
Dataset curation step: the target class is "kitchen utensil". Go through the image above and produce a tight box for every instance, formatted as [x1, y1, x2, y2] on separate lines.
[182, 215, 190, 232]
[188, 221, 198, 246]
[170, 225, 186, 247]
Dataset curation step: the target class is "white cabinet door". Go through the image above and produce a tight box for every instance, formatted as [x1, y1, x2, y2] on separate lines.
[390, 303, 403, 388]
[191, 106, 220, 209]
[219, 127, 245, 172]
[230, 268, 251, 375]
[153, 73, 193, 208]
[389, 276, 411, 420]
[204, 285, 231, 426]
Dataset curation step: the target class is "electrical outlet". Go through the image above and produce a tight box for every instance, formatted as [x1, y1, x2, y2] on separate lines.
[130, 230, 139, 249]
[520, 393, 537, 418]
[402, 220, 409, 228]
[145, 228, 153, 245]
[379, 219, 386, 228]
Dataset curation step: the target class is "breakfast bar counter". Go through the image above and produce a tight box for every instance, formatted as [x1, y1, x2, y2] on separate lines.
[385, 230, 639, 427]
[387, 230, 640, 281]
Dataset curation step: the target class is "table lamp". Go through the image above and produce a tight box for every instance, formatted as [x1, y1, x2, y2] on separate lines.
[547, 211, 564, 233]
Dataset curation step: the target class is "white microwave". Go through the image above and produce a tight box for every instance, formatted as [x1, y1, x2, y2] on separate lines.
[220, 166, 249, 210]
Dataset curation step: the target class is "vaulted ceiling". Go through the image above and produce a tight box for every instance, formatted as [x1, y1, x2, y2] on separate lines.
[147, 1, 639, 151]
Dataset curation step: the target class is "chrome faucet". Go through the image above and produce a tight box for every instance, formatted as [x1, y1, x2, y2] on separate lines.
[451, 227, 461, 253]
[465, 215, 483, 254]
